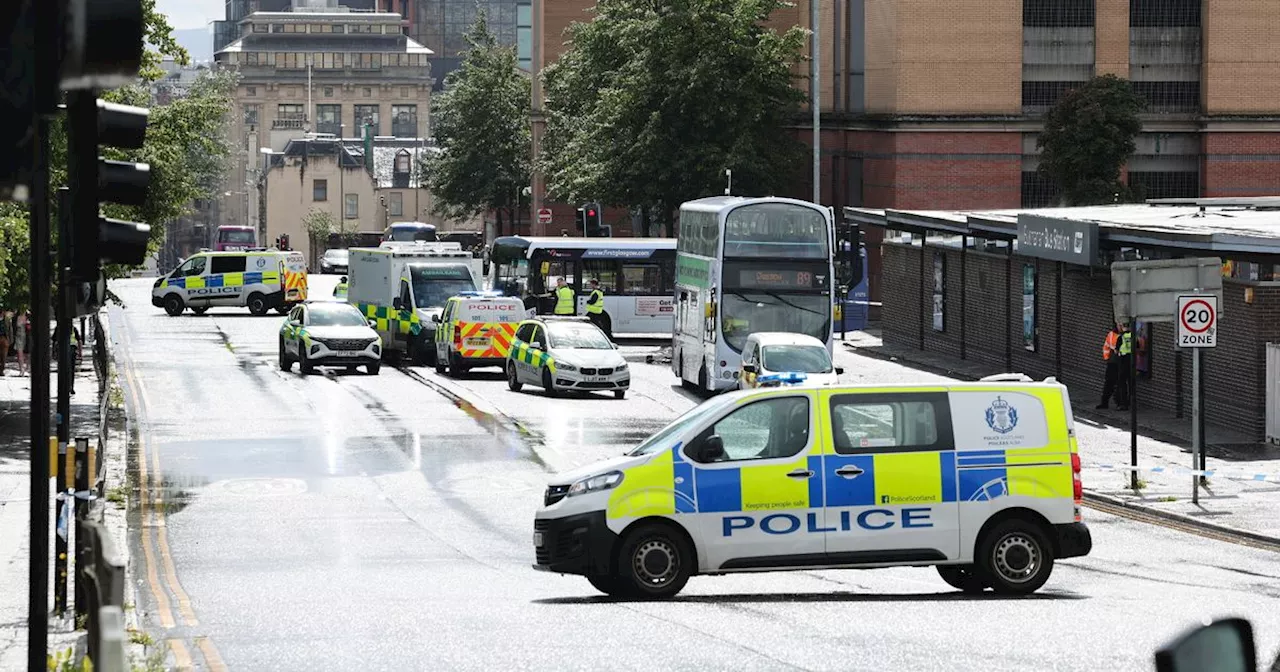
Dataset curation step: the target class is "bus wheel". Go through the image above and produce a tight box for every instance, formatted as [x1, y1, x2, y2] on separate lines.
[697, 367, 709, 394]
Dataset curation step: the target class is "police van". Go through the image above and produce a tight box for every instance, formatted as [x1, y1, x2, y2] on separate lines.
[532, 374, 1092, 598]
[152, 249, 308, 316]
[433, 292, 525, 377]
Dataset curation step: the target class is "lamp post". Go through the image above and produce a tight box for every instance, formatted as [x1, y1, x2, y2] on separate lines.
[338, 123, 346, 233]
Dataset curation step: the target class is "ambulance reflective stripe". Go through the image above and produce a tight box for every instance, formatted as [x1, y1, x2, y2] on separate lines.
[357, 303, 422, 335]
[511, 339, 556, 375]
[456, 321, 518, 358]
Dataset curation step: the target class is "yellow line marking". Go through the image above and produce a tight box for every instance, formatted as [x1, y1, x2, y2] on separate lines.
[126, 358, 200, 627]
[168, 639, 194, 671]
[196, 636, 229, 672]
[125, 363, 175, 630]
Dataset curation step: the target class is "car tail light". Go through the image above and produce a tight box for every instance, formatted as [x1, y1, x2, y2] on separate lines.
[1071, 452, 1083, 504]
[453, 325, 462, 346]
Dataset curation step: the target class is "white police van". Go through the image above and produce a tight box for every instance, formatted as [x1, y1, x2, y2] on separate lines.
[532, 374, 1091, 599]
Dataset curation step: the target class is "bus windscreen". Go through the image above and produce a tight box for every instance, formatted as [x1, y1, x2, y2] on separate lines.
[723, 203, 829, 259]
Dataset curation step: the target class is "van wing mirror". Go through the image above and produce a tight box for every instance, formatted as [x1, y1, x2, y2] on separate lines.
[431, 314, 441, 323]
[835, 366, 845, 375]
[697, 435, 725, 462]
[1154, 618, 1257, 672]
[392, 297, 403, 310]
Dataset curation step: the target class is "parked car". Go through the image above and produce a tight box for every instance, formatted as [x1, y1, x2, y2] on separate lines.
[320, 248, 349, 274]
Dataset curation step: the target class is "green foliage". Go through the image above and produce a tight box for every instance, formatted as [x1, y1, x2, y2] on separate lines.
[139, 0, 190, 82]
[541, 0, 808, 234]
[1037, 75, 1147, 206]
[302, 209, 337, 267]
[0, 202, 32, 310]
[47, 647, 91, 672]
[424, 11, 532, 233]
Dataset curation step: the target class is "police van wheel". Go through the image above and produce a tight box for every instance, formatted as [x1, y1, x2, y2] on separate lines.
[448, 353, 466, 378]
[192, 307, 208, 316]
[274, 306, 289, 315]
[616, 523, 692, 600]
[586, 574, 635, 598]
[163, 295, 184, 317]
[408, 336, 428, 367]
[936, 565, 989, 594]
[977, 519, 1055, 595]
[506, 363, 523, 392]
[247, 293, 269, 316]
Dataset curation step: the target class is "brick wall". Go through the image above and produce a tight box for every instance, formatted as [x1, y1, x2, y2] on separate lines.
[883, 241, 1280, 441]
[1094, 0, 1129, 77]
[860, 132, 1022, 210]
[1204, 0, 1280, 114]
[1203, 133, 1280, 197]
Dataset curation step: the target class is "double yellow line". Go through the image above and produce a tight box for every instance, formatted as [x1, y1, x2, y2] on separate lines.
[121, 351, 227, 671]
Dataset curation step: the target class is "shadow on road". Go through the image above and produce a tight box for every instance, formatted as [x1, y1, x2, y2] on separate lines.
[534, 589, 1087, 605]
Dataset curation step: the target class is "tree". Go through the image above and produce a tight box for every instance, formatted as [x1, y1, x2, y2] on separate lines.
[1037, 74, 1147, 206]
[302, 208, 336, 270]
[540, 0, 808, 236]
[424, 10, 531, 240]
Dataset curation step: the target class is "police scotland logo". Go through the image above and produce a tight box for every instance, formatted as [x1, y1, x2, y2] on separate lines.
[985, 396, 1019, 434]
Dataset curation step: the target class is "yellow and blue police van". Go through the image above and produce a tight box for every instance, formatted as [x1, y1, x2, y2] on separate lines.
[433, 292, 524, 377]
[532, 373, 1091, 598]
[152, 249, 308, 316]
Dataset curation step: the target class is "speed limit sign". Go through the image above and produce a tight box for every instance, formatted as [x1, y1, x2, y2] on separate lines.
[1177, 295, 1217, 348]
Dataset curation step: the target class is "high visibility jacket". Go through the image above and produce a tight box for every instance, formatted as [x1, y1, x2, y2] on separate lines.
[586, 289, 604, 315]
[554, 285, 575, 315]
[333, 282, 348, 297]
[1119, 332, 1133, 356]
[1102, 331, 1119, 360]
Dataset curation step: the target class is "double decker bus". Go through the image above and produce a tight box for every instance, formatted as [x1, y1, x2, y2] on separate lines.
[672, 196, 835, 392]
[489, 236, 676, 335]
[214, 225, 257, 251]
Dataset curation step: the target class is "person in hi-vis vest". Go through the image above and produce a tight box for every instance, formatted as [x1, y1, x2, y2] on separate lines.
[553, 277, 576, 315]
[585, 278, 612, 339]
[1097, 321, 1132, 411]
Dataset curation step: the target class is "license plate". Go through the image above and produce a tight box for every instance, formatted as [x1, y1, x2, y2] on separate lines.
[465, 337, 490, 348]
[588, 376, 608, 383]
[533, 531, 544, 547]
[336, 351, 361, 358]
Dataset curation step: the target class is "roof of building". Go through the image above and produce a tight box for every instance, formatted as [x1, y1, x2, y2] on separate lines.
[273, 136, 438, 186]
[846, 198, 1280, 256]
[218, 34, 432, 54]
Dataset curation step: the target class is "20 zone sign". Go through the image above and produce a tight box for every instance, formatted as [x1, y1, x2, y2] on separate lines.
[1177, 295, 1217, 348]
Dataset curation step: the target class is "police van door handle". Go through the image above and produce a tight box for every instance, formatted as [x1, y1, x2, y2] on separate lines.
[835, 465, 865, 479]
[786, 469, 815, 479]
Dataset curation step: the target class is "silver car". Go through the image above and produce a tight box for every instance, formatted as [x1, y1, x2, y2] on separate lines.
[506, 317, 630, 399]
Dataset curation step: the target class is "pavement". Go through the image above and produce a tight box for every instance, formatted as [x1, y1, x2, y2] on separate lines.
[833, 328, 1280, 544]
[0, 354, 103, 670]
[97, 274, 1280, 671]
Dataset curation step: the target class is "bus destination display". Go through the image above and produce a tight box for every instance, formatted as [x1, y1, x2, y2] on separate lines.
[736, 268, 825, 289]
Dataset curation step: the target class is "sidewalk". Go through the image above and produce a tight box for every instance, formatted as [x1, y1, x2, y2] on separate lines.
[834, 329, 1280, 544]
[0, 359, 103, 671]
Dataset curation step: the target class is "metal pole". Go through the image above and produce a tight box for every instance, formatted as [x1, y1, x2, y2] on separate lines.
[1198, 346, 1207, 482]
[55, 187, 73, 618]
[1192, 346, 1200, 504]
[74, 438, 90, 618]
[1055, 261, 1063, 380]
[959, 238, 967, 360]
[918, 233, 926, 349]
[810, 0, 820, 204]
[29, 115, 52, 672]
[1130, 328, 1139, 490]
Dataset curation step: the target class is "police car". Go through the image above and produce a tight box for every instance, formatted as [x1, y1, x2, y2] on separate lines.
[279, 302, 382, 375]
[506, 317, 630, 399]
[532, 373, 1091, 598]
[739, 332, 843, 389]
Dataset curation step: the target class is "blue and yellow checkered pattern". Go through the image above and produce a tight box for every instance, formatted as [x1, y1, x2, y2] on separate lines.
[163, 271, 281, 289]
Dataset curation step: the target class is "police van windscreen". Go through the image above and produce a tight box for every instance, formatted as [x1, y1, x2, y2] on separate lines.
[546, 322, 612, 350]
[762, 344, 832, 373]
[308, 304, 369, 327]
[628, 397, 732, 456]
[410, 265, 477, 308]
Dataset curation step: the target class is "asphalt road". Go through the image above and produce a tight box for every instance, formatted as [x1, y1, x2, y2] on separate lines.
[111, 276, 1280, 672]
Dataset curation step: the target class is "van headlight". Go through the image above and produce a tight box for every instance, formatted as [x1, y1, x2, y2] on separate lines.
[567, 471, 624, 497]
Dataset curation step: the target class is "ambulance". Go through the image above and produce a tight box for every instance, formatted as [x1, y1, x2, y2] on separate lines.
[532, 373, 1092, 599]
[433, 292, 525, 377]
[345, 242, 482, 364]
[152, 248, 307, 316]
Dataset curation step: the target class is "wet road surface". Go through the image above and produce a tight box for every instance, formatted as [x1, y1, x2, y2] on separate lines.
[111, 277, 1280, 671]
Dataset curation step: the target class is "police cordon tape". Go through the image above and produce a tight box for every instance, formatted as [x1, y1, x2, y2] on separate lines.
[1085, 463, 1280, 483]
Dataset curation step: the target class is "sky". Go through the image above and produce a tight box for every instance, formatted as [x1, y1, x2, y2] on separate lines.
[157, 0, 224, 30]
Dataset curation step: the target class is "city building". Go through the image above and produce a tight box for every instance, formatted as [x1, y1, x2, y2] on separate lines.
[849, 199, 1280, 442]
[528, 1, 1280, 306]
[389, 0, 532, 89]
[261, 136, 481, 264]
[214, 2, 434, 243]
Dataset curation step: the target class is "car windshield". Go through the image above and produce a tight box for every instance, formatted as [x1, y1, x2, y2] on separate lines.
[721, 292, 830, 353]
[546, 323, 612, 349]
[762, 344, 832, 373]
[307, 304, 368, 327]
[629, 398, 731, 456]
[324, 249, 348, 260]
[389, 226, 437, 241]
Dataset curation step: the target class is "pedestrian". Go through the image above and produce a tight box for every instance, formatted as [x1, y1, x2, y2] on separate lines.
[584, 278, 612, 340]
[553, 276, 576, 316]
[0, 309, 9, 377]
[1096, 321, 1131, 410]
[13, 311, 28, 376]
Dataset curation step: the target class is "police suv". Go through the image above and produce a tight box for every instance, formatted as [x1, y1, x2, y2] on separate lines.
[533, 374, 1092, 598]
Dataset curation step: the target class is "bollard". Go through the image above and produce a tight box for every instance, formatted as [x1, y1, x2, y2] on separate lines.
[97, 606, 127, 672]
[74, 437, 90, 618]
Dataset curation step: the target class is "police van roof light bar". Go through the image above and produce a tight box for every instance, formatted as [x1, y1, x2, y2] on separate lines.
[757, 372, 809, 387]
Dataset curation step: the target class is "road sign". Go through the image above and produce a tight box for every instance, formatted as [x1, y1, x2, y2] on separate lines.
[1111, 257, 1222, 323]
[1177, 295, 1217, 348]
[537, 208, 552, 225]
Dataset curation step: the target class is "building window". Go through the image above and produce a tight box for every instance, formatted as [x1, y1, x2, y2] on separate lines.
[363, 86, 373, 98]
[1130, 0, 1200, 27]
[1023, 0, 1094, 26]
[391, 105, 417, 137]
[517, 2, 532, 70]
[277, 103, 304, 121]
[400, 86, 410, 98]
[394, 151, 411, 174]
[344, 194, 358, 219]
[323, 86, 334, 97]
[316, 104, 341, 136]
[932, 252, 945, 332]
[246, 86, 257, 96]
[243, 103, 260, 127]
[388, 192, 403, 216]
[271, 24, 284, 33]
[245, 52, 258, 65]
[351, 23, 374, 34]
[354, 105, 379, 135]
[253, 23, 268, 33]
[1022, 264, 1037, 352]
[313, 179, 328, 202]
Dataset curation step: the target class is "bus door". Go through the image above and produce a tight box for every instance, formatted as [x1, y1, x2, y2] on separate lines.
[536, 259, 577, 314]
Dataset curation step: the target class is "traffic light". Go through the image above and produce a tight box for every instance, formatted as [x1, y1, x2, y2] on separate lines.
[577, 202, 604, 237]
[66, 93, 152, 283]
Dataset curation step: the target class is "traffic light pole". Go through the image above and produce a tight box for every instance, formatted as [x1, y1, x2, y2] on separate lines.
[28, 115, 52, 672]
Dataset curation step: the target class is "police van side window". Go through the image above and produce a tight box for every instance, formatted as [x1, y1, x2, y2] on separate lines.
[210, 256, 245, 275]
[693, 396, 810, 463]
[178, 256, 206, 276]
[829, 392, 953, 454]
